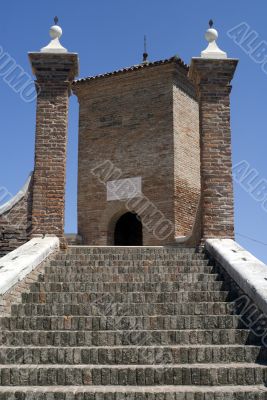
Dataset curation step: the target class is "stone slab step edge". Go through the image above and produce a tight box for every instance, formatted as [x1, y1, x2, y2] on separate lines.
[0, 344, 265, 365]
[0, 386, 267, 400]
[30, 282, 228, 292]
[0, 315, 244, 331]
[0, 363, 267, 386]
[0, 329, 258, 346]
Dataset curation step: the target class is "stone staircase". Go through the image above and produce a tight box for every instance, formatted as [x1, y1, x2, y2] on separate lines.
[0, 246, 267, 399]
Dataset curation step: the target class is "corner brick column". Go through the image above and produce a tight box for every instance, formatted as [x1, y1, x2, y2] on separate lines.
[28, 53, 79, 244]
[189, 58, 238, 240]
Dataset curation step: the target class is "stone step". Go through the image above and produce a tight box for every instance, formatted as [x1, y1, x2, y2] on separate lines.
[60, 256, 206, 262]
[10, 302, 232, 317]
[30, 281, 229, 293]
[51, 260, 209, 267]
[46, 264, 214, 274]
[55, 250, 206, 257]
[39, 273, 222, 283]
[0, 345, 264, 365]
[21, 291, 232, 304]
[1, 385, 267, 400]
[0, 329, 256, 346]
[66, 246, 197, 254]
[56, 258, 210, 267]
[0, 315, 243, 331]
[0, 363, 266, 386]
[51, 255, 209, 267]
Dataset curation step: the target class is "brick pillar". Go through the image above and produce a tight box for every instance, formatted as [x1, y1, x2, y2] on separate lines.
[28, 53, 79, 243]
[189, 58, 238, 240]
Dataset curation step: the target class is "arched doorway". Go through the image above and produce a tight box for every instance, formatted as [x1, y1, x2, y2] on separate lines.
[114, 212, 143, 245]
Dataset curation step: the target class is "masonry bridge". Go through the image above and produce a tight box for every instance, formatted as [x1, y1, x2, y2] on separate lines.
[0, 20, 267, 399]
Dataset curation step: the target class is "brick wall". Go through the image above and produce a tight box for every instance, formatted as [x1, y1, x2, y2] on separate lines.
[0, 176, 33, 257]
[173, 67, 200, 241]
[73, 59, 201, 246]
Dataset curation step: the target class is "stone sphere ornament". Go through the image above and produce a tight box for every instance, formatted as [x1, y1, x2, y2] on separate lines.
[49, 24, 63, 40]
[205, 28, 218, 43]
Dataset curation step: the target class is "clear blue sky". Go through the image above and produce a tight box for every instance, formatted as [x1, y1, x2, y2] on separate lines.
[1, 0, 267, 262]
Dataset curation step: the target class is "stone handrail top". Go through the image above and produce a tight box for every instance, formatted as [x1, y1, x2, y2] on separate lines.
[0, 236, 59, 296]
[206, 238, 267, 317]
[0, 172, 33, 216]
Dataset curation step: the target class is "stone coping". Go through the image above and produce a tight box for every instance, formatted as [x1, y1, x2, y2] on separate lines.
[0, 236, 59, 296]
[0, 172, 32, 216]
[206, 238, 267, 316]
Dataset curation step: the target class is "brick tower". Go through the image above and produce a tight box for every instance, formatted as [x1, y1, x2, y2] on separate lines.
[72, 24, 237, 247]
[73, 58, 201, 246]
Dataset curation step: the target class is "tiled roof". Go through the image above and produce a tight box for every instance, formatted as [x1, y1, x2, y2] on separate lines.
[73, 56, 188, 84]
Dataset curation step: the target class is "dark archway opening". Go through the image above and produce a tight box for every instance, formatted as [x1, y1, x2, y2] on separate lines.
[114, 212, 143, 246]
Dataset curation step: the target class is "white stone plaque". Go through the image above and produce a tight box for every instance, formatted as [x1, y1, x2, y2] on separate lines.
[107, 177, 142, 201]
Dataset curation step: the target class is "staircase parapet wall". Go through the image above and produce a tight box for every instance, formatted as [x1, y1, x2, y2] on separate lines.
[0, 172, 33, 257]
[206, 238, 267, 318]
[0, 236, 59, 313]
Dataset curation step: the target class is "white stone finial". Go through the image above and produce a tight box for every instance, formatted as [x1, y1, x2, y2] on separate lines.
[201, 20, 227, 59]
[40, 17, 68, 53]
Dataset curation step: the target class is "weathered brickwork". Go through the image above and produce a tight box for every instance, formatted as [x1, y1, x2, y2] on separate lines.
[189, 58, 238, 240]
[0, 178, 33, 257]
[173, 71, 200, 241]
[73, 59, 200, 246]
[28, 53, 78, 245]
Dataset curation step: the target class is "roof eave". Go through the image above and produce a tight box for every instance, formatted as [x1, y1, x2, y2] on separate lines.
[73, 56, 189, 86]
